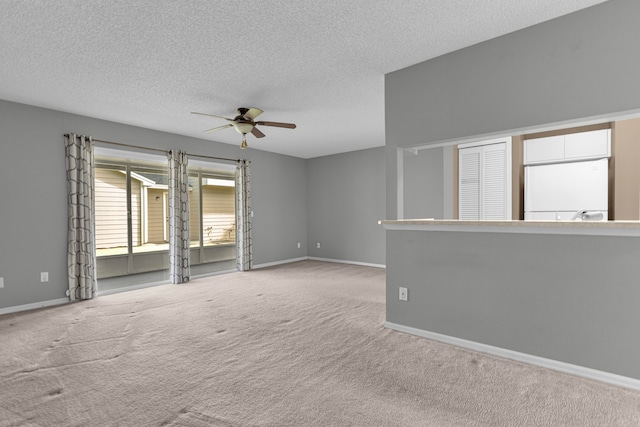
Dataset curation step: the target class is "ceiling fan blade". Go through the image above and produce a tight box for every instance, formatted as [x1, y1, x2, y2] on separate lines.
[251, 127, 266, 138]
[256, 121, 296, 129]
[244, 107, 264, 120]
[203, 124, 233, 133]
[191, 112, 234, 121]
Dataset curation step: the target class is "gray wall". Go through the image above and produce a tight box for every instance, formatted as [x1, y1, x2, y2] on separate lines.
[402, 147, 444, 219]
[307, 147, 385, 265]
[386, 230, 640, 380]
[384, 0, 640, 380]
[386, 0, 640, 219]
[250, 150, 308, 265]
[0, 99, 308, 310]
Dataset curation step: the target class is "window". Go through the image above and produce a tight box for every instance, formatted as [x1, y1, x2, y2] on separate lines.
[188, 174, 235, 248]
[93, 146, 172, 290]
[187, 162, 237, 274]
[95, 164, 170, 257]
[94, 147, 239, 284]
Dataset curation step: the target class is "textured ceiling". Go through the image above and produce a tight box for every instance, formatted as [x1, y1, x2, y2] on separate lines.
[0, 0, 606, 158]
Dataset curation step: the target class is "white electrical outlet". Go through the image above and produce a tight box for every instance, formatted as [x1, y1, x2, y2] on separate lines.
[297, 242, 301, 249]
[0, 277, 4, 289]
[40, 272, 49, 283]
[316, 242, 321, 249]
[399, 287, 408, 301]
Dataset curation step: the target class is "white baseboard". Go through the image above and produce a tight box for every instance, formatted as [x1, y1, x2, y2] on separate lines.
[252, 257, 310, 269]
[384, 321, 640, 392]
[0, 297, 69, 316]
[308, 257, 386, 269]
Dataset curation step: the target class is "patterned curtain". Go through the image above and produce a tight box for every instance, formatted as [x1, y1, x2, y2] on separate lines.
[236, 159, 253, 271]
[168, 150, 190, 284]
[65, 134, 97, 300]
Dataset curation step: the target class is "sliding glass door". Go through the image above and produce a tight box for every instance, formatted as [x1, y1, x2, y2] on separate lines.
[93, 146, 238, 290]
[94, 160, 170, 291]
[188, 167, 237, 276]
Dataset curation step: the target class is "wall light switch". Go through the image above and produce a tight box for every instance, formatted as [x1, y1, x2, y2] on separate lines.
[0, 277, 4, 289]
[399, 287, 408, 301]
[40, 272, 49, 282]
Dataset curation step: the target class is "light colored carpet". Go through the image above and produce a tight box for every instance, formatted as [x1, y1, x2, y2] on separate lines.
[1, 260, 639, 426]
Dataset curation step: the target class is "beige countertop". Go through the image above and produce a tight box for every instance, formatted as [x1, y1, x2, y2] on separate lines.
[379, 219, 640, 236]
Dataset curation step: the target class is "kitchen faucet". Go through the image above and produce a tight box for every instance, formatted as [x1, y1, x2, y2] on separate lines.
[571, 209, 604, 221]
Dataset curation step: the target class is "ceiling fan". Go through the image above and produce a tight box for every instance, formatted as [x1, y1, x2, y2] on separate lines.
[191, 107, 296, 149]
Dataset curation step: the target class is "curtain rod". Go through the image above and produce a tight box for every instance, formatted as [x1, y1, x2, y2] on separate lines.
[65, 134, 240, 163]
[188, 153, 241, 163]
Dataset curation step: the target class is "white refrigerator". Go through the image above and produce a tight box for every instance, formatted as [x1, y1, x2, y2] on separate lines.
[524, 158, 608, 221]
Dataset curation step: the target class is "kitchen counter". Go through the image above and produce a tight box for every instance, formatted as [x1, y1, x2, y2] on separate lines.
[379, 219, 640, 236]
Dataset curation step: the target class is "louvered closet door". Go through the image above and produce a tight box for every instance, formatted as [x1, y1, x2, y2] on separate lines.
[458, 142, 509, 220]
[482, 143, 507, 219]
[459, 146, 481, 220]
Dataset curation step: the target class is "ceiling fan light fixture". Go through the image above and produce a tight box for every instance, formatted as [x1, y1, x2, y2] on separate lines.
[234, 122, 254, 135]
